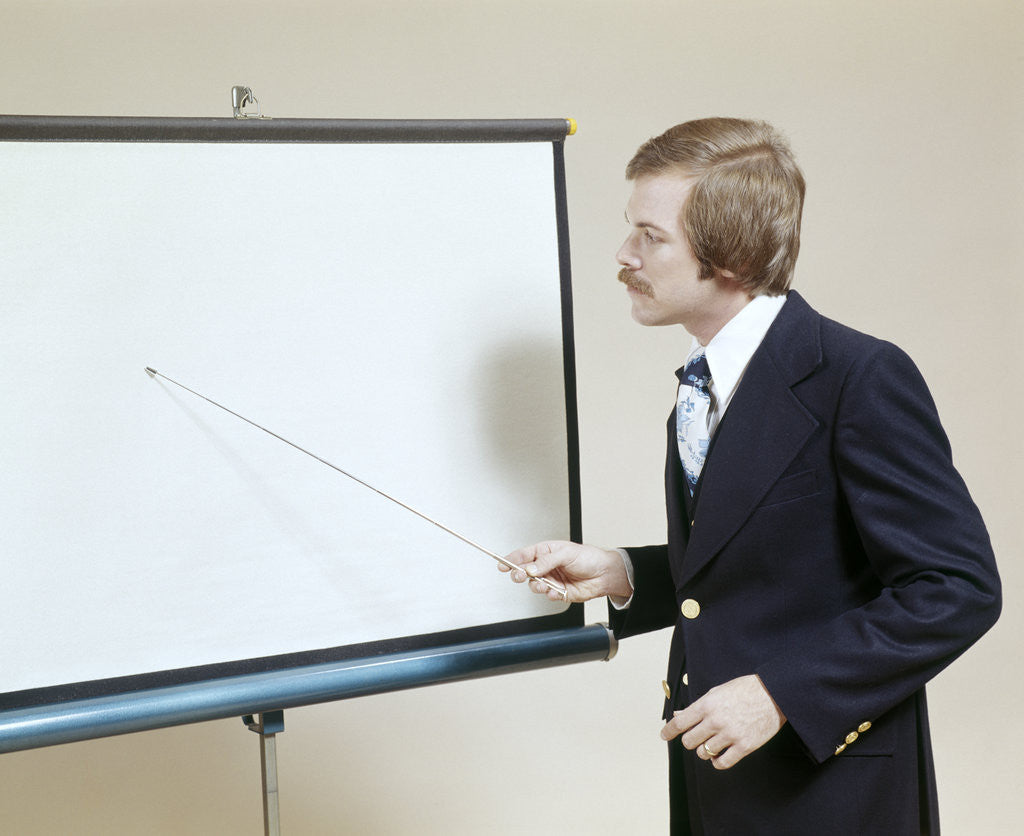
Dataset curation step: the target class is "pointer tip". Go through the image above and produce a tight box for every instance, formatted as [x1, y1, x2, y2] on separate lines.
[145, 367, 157, 378]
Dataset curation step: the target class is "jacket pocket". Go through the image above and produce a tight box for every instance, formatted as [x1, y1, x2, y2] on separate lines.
[757, 468, 820, 509]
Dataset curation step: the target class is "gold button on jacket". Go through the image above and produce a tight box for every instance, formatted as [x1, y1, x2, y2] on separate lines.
[681, 599, 701, 619]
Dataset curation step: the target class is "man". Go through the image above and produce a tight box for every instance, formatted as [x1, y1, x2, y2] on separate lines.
[502, 118, 1001, 835]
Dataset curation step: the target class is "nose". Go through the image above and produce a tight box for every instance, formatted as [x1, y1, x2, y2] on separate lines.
[617, 233, 641, 269]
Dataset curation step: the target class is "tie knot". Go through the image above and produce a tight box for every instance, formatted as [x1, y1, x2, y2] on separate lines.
[678, 353, 711, 391]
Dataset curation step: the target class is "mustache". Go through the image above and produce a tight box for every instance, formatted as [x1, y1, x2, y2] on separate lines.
[618, 268, 654, 297]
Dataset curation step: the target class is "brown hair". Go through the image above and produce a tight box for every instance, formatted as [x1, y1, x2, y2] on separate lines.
[626, 118, 805, 295]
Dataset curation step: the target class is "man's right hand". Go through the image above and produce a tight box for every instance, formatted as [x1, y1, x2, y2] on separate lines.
[500, 541, 632, 603]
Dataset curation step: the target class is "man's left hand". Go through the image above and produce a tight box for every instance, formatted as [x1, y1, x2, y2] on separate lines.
[660, 674, 786, 770]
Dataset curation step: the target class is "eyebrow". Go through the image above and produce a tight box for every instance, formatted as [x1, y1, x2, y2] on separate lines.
[625, 211, 671, 235]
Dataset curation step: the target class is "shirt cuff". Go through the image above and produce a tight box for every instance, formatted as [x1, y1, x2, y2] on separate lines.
[608, 548, 635, 610]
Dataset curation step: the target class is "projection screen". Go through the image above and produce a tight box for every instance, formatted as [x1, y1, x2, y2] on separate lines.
[0, 116, 600, 750]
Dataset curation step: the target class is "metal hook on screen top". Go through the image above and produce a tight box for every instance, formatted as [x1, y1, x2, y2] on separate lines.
[231, 86, 264, 119]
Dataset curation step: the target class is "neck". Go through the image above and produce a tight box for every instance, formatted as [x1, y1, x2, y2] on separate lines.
[690, 293, 753, 345]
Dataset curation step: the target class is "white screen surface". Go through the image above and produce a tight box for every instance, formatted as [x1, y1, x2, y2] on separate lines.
[0, 137, 573, 697]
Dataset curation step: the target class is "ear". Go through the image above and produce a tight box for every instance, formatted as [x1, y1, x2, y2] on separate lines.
[712, 267, 752, 300]
[711, 267, 742, 289]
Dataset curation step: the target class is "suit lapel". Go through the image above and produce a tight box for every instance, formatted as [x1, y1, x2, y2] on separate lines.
[679, 292, 823, 586]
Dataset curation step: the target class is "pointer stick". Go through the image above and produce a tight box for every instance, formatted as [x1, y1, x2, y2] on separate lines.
[144, 367, 568, 601]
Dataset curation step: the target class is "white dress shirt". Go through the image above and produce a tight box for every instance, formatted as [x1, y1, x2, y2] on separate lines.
[611, 292, 789, 608]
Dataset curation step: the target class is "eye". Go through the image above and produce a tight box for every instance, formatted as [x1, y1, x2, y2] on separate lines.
[643, 228, 659, 244]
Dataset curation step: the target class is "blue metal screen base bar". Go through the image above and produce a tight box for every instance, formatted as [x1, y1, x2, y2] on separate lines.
[0, 624, 615, 754]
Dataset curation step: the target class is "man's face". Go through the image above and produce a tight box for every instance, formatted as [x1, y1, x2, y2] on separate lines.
[616, 173, 739, 338]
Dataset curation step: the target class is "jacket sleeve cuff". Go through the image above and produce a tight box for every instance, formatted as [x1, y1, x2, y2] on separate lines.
[607, 545, 677, 639]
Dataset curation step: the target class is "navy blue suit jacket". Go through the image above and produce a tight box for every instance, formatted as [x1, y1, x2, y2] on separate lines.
[610, 292, 1000, 835]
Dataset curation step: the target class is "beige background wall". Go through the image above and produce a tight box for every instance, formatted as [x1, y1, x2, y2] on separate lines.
[1, 1, 1019, 833]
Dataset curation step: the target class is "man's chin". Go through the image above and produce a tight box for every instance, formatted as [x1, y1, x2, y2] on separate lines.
[629, 300, 664, 327]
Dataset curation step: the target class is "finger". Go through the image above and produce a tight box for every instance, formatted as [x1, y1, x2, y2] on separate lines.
[709, 743, 744, 770]
[528, 577, 557, 596]
[523, 541, 571, 579]
[696, 737, 727, 762]
[502, 546, 537, 568]
[503, 544, 555, 585]
[510, 567, 531, 584]
[662, 719, 694, 744]
[680, 721, 717, 751]
[662, 707, 700, 743]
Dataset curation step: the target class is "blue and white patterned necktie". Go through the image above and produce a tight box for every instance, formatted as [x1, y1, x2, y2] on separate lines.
[676, 351, 713, 496]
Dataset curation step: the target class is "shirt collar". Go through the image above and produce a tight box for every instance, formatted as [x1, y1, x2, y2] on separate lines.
[687, 293, 788, 408]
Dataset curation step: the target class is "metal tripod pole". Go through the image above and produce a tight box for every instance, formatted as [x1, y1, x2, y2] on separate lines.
[243, 710, 284, 835]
